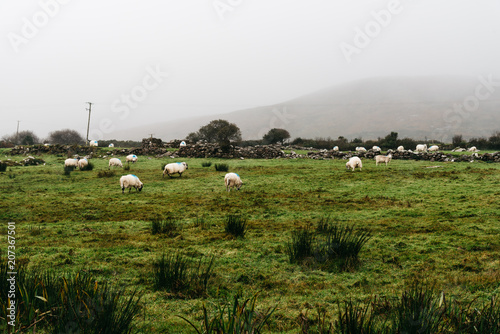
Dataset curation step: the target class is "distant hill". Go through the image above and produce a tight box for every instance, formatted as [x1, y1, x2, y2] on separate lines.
[111, 76, 500, 142]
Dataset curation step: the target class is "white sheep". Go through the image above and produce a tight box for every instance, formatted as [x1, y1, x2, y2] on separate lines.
[428, 145, 439, 152]
[224, 173, 242, 192]
[372, 146, 381, 152]
[126, 154, 138, 163]
[356, 147, 367, 152]
[64, 158, 79, 168]
[109, 158, 123, 167]
[397, 146, 404, 152]
[333, 146, 339, 151]
[346, 157, 362, 171]
[180, 141, 186, 147]
[108, 143, 114, 147]
[468, 146, 478, 152]
[415, 144, 427, 152]
[89, 140, 98, 147]
[163, 162, 188, 178]
[452, 147, 466, 152]
[375, 154, 392, 166]
[120, 174, 143, 193]
[78, 158, 88, 169]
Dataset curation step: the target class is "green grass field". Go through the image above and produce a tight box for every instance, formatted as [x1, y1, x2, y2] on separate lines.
[1, 153, 499, 332]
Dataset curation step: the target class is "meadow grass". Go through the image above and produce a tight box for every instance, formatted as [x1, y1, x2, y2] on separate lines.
[0, 153, 499, 332]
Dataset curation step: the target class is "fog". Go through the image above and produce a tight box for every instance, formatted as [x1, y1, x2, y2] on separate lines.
[1, 0, 499, 141]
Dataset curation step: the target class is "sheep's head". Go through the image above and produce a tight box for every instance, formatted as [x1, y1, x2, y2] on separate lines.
[183, 162, 188, 169]
[237, 180, 243, 190]
[138, 183, 143, 192]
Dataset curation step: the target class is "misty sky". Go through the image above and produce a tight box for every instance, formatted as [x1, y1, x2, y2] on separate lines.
[1, 0, 499, 141]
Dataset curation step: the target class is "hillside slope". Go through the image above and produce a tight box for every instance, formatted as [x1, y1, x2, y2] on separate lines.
[111, 76, 500, 142]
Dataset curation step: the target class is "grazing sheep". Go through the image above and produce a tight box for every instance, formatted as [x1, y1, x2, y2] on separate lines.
[180, 141, 186, 147]
[163, 162, 188, 178]
[397, 146, 404, 152]
[333, 146, 339, 151]
[346, 157, 362, 171]
[120, 174, 143, 193]
[64, 158, 79, 168]
[89, 140, 98, 147]
[428, 145, 439, 152]
[126, 154, 138, 163]
[468, 146, 478, 152]
[224, 173, 242, 192]
[78, 158, 88, 169]
[109, 158, 123, 167]
[452, 147, 466, 152]
[356, 147, 367, 152]
[375, 154, 392, 166]
[415, 144, 427, 152]
[372, 146, 381, 152]
[108, 143, 114, 147]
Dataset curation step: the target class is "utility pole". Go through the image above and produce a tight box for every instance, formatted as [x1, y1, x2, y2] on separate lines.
[16, 120, 20, 145]
[86, 102, 93, 146]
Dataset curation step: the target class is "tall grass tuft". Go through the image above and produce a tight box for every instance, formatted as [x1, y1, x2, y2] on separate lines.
[153, 253, 214, 298]
[214, 163, 229, 172]
[0, 162, 7, 172]
[447, 296, 500, 333]
[151, 218, 179, 237]
[391, 280, 446, 334]
[202, 161, 212, 167]
[314, 224, 372, 271]
[334, 300, 376, 334]
[178, 294, 276, 334]
[0, 258, 141, 333]
[286, 228, 315, 264]
[63, 165, 74, 176]
[224, 215, 247, 238]
[97, 170, 115, 178]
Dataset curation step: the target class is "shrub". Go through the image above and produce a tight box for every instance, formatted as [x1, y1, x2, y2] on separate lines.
[0, 162, 6, 172]
[151, 218, 179, 237]
[214, 163, 229, 172]
[179, 294, 275, 334]
[224, 215, 247, 238]
[63, 165, 74, 176]
[153, 253, 214, 298]
[286, 228, 315, 264]
[97, 170, 115, 178]
[202, 161, 212, 167]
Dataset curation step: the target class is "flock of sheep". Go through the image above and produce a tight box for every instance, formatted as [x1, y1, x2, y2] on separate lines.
[63, 153, 243, 193]
[62, 143, 475, 192]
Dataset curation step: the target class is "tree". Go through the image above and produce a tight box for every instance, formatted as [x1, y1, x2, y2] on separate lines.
[47, 129, 85, 145]
[262, 128, 290, 145]
[381, 131, 398, 148]
[1, 130, 40, 145]
[186, 120, 241, 147]
[452, 134, 464, 148]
